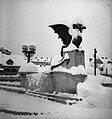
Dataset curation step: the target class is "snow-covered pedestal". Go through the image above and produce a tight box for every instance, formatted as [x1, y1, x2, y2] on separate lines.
[52, 71, 87, 94]
[19, 50, 87, 95]
[19, 71, 87, 94]
[19, 62, 38, 89]
[62, 49, 85, 69]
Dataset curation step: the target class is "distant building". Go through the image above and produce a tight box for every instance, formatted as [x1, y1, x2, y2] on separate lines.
[31, 57, 52, 67]
[89, 57, 103, 69]
[100, 57, 112, 76]
[0, 51, 26, 75]
[88, 56, 112, 77]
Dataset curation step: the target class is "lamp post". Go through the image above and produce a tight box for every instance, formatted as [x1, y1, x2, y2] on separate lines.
[22, 44, 36, 63]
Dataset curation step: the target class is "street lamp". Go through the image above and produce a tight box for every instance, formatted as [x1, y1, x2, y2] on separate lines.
[22, 44, 36, 63]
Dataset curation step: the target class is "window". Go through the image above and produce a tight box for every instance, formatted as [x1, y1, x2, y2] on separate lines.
[6, 59, 14, 65]
[4, 68, 11, 75]
[11, 68, 18, 75]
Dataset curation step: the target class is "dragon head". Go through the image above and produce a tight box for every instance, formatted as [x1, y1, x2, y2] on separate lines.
[72, 17, 86, 33]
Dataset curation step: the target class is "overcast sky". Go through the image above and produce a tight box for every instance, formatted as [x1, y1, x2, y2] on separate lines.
[0, 0, 112, 61]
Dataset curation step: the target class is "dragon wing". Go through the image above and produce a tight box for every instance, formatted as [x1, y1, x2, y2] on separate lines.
[49, 24, 72, 45]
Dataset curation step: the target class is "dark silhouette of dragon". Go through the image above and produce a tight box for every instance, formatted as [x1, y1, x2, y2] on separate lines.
[49, 17, 86, 57]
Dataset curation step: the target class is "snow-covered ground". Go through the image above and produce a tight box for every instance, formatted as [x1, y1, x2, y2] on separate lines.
[0, 74, 112, 119]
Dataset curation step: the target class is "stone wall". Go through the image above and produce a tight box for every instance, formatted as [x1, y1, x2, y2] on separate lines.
[20, 72, 87, 94]
[20, 73, 55, 93]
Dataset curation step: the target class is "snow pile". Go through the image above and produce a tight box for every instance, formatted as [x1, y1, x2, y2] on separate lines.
[77, 75, 105, 93]
[72, 16, 85, 26]
[63, 42, 84, 52]
[56, 92, 77, 99]
[69, 65, 87, 75]
[53, 65, 87, 75]
[63, 42, 77, 52]
[64, 53, 69, 60]
[19, 62, 38, 73]
[77, 75, 112, 108]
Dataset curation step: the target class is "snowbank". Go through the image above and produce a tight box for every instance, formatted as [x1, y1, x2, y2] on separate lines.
[77, 75, 112, 108]
[53, 65, 87, 75]
[77, 75, 105, 93]
[77, 75, 112, 96]
[63, 42, 84, 52]
[69, 65, 87, 75]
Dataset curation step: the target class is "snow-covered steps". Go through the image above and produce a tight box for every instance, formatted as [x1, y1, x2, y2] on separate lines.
[0, 75, 20, 82]
[0, 75, 21, 87]
[0, 81, 20, 87]
[0, 85, 25, 94]
[26, 91, 67, 104]
[27, 91, 82, 101]
[0, 78, 20, 82]
[26, 91, 82, 105]
[0, 85, 82, 105]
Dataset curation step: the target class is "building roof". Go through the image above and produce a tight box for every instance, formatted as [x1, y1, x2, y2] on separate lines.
[2, 54, 26, 66]
[96, 59, 103, 64]
[0, 47, 11, 55]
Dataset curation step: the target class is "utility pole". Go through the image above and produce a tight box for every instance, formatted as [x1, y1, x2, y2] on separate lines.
[94, 48, 97, 76]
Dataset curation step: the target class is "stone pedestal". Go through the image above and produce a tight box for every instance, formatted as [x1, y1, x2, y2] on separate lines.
[62, 49, 85, 69]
